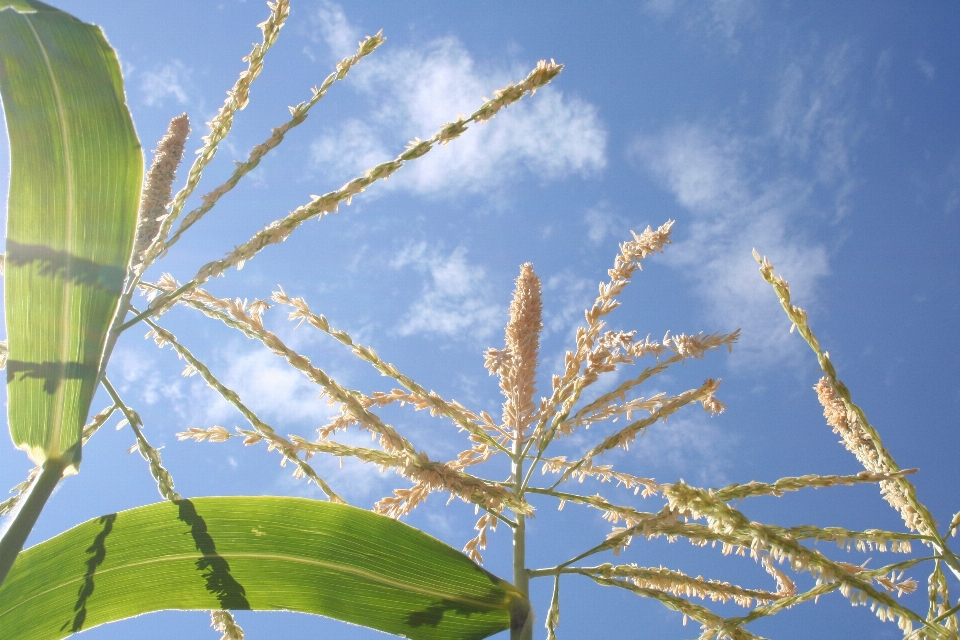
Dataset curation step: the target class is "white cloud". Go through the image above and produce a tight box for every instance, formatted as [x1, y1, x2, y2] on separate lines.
[390, 243, 504, 340]
[772, 46, 858, 210]
[632, 413, 735, 485]
[638, 126, 747, 211]
[203, 344, 336, 431]
[306, 5, 606, 198]
[310, 0, 361, 59]
[111, 345, 171, 407]
[707, 0, 756, 41]
[113, 332, 337, 435]
[273, 452, 393, 504]
[584, 201, 618, 244]
[139, 61, 191, 107]
[944, 152, 960, 214]
[631, 46, 860, 366]
[309, 119, 388, 179]
[543, 270, 594, 338]
[643, 0, 679, 18]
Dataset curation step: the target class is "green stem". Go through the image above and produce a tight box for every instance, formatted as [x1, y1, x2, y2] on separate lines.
[931, 601, 960, 625]
[0, 459, 66, 587]
[511, 434, 531, 640]
[117, 281, 195, 333]
[96, 277, 139, 389]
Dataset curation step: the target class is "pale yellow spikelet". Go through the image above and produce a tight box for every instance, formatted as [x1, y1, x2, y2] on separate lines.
[949, 511, 960, 537]
[0, 466, 40, 517]
[133, 114, 190, 271]
[210, 610, 244, 640]
[593, 563, 782, 607]
[105, 377, 181, 502]
[761, 554, 797, 596]
[462, 513, 498, 564]
[815, 377, 924, 533]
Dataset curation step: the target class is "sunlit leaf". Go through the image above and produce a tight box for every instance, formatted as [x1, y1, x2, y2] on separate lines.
[0, 496, 529, 639]
[0, 0, 142, 471]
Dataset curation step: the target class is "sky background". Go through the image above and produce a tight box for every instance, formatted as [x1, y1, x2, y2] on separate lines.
[2, 1, 959, 638]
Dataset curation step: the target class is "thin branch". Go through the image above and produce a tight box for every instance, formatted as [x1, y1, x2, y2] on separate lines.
[210, 609, 245, 640]
[661, 481, 935, 634]
[932, 602, 960, 626]
[143, 317, 342, 502]
[0, 459, 66, 588]
[156, 289, 528, 516]
[272, 287, 510, 457]
[101, 377, 180, 501]
[526, 486, 653, 527]
[588, 574, 766, 640]
[535, 456, 662, 498]
[163, 31, 385, 252]
[81, 403, 121, 446]
[138, 0, 292, 273]
[529, 222, 676, 455]
[549, 380, 722, 491]
[711, 469, 918, 503]
[120, 60, 564, 331]
[755, 251, 960, 581]
[0, 403, 120, 518]
[534, 564, 785, 608]
[0, 468, 39, 519]
[545, 574, 560, 640]
[719, 583, 841, 634]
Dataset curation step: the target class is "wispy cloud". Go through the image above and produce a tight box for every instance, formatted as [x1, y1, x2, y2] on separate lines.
[114, 330, 337, 437]
[916, 56, 936, 81]
[944, 152, 960, 214]
[309, 119, 388, 180]
[306, 2, 606, 199]
[139, 61, 192, 107]
[542, 270, 595, 338]
[632, 124, 830, 364]
[772, 46, 858, 211]
[111, 344, 173, 408]
[643, 0, 757, 50]
[309, 0, 357, 59]
[629, 42, 864, 366]
[583, 201, 619, 244]
[632, 413, 735, 485]
[390, 243, 504, 340]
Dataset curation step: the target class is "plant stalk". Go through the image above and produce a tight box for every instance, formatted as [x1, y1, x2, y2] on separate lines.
[0, 459, 66, 587]
[511, 436, 531, 640]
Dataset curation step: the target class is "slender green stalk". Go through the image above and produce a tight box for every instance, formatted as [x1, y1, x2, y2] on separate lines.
[0, 459, 66, 587]
[931, 602, 960, 626]
[101, 377, 180, 501]
[141, 315, 341, 502]
[511, 438, 530, 640]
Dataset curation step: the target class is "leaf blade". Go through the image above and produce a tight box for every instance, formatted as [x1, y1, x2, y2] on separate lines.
[0, 0, 142, 470]
[0, 496, 528, 639]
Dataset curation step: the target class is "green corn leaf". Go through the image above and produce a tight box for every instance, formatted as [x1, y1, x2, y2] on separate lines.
[0, 0, 142, 471]
[0, 497, 529, 639]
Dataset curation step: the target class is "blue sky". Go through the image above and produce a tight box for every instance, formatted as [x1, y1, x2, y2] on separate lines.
[2, 1, 959, 638]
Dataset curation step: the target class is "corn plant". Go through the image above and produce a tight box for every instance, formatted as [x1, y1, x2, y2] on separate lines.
[0, 2, 957, 640]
